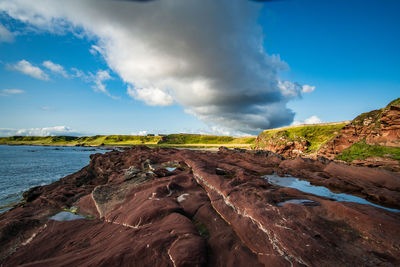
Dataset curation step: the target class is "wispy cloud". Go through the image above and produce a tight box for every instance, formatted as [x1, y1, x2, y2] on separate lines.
[70, 67, 119, 99]
[91, 70, 111, 93]
[89, 45, 102, 56]
[0, 88, 24, 96]
[70, 67, 87, 79]
[42, 60, 68, 78]
[302, 85, 316, 93]
[40, 106, 53, 111]
[0, 23, 14, 42]
[0, 126, 82, 137]
[90, 70, 119, 99]
[9, 60, 49, 80]
[8, 57, 118, 99]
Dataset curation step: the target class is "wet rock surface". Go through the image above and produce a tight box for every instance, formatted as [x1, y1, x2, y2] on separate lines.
[1, 146, 400, 266]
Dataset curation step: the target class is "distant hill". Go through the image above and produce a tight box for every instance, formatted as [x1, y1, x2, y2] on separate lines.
[0, 134, 256, 149]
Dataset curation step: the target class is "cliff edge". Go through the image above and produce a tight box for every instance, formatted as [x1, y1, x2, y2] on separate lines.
[256, 98, 400, 171]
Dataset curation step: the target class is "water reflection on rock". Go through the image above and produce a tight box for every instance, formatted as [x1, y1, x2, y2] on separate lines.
[50, 211, 85, 221]
[264, 173, 400, 213]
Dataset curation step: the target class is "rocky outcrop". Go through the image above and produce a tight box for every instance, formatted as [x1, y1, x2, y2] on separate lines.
[255, 137, 309, 158]
[1, 146, 400, 266]
[319, 100, 400, 159]
[254, 99, 400, 172]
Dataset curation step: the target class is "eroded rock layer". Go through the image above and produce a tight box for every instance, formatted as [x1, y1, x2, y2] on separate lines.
[319, 103, 400, 159]
[1, 146, 400, 266]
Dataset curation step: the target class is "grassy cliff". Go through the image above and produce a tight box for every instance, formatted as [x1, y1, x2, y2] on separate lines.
[335, 98, 400, 163]
[352, 97, 400, 127]
[256, 123, 347, 153]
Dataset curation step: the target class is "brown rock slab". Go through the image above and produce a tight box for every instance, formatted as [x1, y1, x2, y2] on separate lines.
[1, 146, 400, 266]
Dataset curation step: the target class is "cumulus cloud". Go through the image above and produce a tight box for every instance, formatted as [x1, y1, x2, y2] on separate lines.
[42, 60, 68, 78]
[0, 126, 82, 137]
[292, 115, 322, 126]
[0, 23, 14, 42]
[302, 85, 316, 93]
[0, 0, 315, 134]
[0, 88, 24, 96]
[9, 59, 49, 80]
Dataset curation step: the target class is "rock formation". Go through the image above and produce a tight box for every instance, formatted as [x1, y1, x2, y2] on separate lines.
[319, 99, 400, 159]
[1, 146, 400, 266]
[255, 98, 400, 172]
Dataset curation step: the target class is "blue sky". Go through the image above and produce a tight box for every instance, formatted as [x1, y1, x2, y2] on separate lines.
[0, 0, 399, 136]
[261, 0, 400, 122]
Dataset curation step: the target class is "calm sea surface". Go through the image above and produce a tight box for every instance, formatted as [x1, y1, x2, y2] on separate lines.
[0, 145, 110, 213]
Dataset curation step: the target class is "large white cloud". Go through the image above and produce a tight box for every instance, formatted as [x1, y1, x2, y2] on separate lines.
[0, 0, 314, 134]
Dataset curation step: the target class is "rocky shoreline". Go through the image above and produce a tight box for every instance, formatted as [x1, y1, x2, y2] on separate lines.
[0, 146, 399, 266]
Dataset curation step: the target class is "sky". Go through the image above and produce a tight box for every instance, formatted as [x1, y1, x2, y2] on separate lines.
[0, 0, 399, 137]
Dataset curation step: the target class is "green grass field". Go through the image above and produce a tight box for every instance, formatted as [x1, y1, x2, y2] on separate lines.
[336, 141, 400, 163]
[0, 134, 256, 149]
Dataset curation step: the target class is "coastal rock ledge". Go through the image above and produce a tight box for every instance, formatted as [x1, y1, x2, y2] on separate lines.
[1, 146, 400, 266]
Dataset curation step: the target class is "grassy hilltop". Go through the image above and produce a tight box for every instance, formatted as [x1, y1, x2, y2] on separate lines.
[0, 134, 256, 149]
[255, 122, 348, 153]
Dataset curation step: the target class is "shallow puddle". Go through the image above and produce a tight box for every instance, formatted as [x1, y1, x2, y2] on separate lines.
[264, 173, 400, 213]
[166, 167, 177, 172]
[277, 199, 319, 207]
[50, 211, 85, 221]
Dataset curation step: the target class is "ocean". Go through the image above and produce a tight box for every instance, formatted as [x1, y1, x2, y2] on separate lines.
[0, 145, 110, 213]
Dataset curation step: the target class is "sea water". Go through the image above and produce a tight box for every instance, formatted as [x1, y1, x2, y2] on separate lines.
[0, 145, 109, 213]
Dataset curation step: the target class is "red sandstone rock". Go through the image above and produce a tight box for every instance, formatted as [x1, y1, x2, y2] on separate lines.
[319, 102, 400, 164]
[1, 146, 400, 266]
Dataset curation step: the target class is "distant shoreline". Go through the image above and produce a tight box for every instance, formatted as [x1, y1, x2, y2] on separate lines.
[0, 134, 256, 149]
[0, 143, 251, 150]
